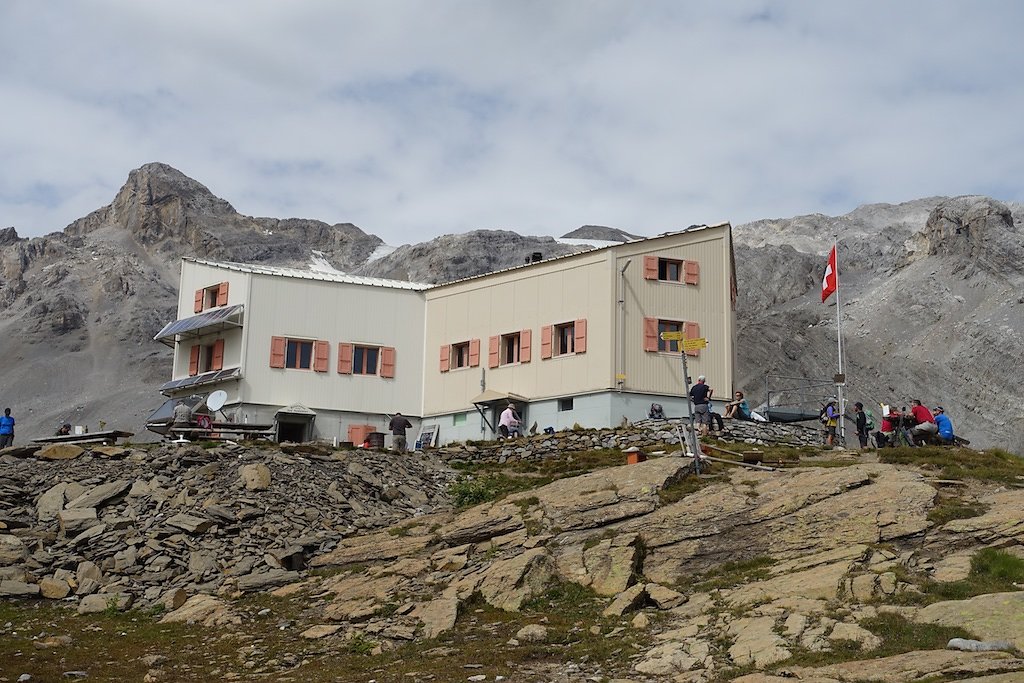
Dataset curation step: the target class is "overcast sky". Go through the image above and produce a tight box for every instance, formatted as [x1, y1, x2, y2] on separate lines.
[1, 1, 1021, 244]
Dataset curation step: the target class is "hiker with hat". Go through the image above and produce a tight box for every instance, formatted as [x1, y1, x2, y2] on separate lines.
[498, 402, 520, 440]
[933, 406, 955, 444]
[688, 375, 713, 436]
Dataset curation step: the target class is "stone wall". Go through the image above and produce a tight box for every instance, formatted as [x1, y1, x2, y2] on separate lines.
[435, 417, 824, 463]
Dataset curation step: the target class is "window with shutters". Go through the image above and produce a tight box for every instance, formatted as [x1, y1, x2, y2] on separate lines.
[658, 258, 683, 282]
[658, 319, 683, 353]
[554, 322, 575, 356]
[285, 340, 314, 369]
[643, 255, 699, 285]
[501, 332, 521, 365]
[194, 281, 230, 313]
[352, 346, 380, 375]
[451, 341, 471, 369]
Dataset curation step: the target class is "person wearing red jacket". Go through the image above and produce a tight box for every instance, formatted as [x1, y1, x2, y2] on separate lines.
[909, 399, 937, 443]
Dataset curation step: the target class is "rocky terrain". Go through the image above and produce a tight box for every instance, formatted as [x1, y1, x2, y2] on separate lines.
[2, 424, 1023, 681]
[0, 162, 1022, 453]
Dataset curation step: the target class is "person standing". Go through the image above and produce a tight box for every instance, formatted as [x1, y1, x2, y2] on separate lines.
[933, 406, 955, 444]
[498, 403, 520, 440]
[853, 402, 869, 449]
[824, 399, 839, 447]
[0, 408, 15, 448]
[388, 412, 413, 452]
[689, 375, 713, 436]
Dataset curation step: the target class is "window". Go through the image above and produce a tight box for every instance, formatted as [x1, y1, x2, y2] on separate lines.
[188, 339, 224, 376]
[286, 340, 313, 369]
[658, 320, 683, 353]
[643, 256, 699, 285]
[555, 322, 575, 356]
[352, 345, 379, 375]
[659, 258, 682, 282]
[193, 281, 229, 313]
[558, 398, 574, 412]
[452, 341, 470, 369]
[453, 413, 467, 426]
[501, 333, 520, 365]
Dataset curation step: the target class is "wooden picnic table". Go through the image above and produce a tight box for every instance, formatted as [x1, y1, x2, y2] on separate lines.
[32, 430, 135, 446]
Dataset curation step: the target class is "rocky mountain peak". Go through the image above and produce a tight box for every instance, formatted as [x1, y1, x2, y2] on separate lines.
[560, 225, 642, 242]
[923, 196, 1021, 274]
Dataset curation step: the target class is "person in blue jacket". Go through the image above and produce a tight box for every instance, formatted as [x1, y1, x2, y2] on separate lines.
[933, 406, 954, 443]
[0, 408, 14, 448]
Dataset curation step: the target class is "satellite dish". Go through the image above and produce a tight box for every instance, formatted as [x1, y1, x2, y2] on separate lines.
[206, 390, 228, 412]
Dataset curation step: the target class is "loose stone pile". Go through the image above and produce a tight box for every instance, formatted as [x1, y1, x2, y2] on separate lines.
[0, 441, 455, 608]
[435, 417, 823, 464]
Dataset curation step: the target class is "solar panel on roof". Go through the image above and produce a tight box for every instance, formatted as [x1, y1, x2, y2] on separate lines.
[159, 367, 241, 393]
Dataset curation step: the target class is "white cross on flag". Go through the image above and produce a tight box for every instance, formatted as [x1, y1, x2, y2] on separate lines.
[821, 246, 837, 302]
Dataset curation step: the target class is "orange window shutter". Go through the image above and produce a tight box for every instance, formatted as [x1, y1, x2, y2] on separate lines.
[381, 347, 396, 378]
[643, 255, 658, 280]
[193, 289, 204, 313]
[439, 345, 450, 373]
[189, 345, 200, 376]
[211, 339, 225, 371]
[270, 336, 286, 368]
[643, 317, 659, 352]
[313, 340, 330, 372]
[574, 318, 587, 354]
[685, 321, 701, 356]
[488, 335, 499, 368]
[216, 281, 229, 306]
[540, 325, 553, 359]
[684, 260, 700, 285]
[520, 329, 532, 363]
[338, 343, 353, 374]
[469, 338, 481, 367]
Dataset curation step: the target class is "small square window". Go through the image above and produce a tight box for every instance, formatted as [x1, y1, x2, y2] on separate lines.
[558, 398, 574, 412]
[501, 332, 521, 365]
[658, 320, 683, 353]
[658, 258, 683, 282]
[453, 413, 467, 426]
[285, 340, 313, 369]
[554, 322, 575, 356]
[353, 345, 379, 375]
[451, 342, 470, 369]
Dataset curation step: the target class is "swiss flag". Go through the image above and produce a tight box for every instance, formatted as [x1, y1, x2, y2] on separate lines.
[821, 246, 837, 302]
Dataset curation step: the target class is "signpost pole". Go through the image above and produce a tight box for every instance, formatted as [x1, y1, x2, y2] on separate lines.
[663, 332, 706, 470]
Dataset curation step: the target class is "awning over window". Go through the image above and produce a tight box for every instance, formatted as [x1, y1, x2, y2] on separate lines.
[154, 304, 244, 347]
[159, 367, 241, 394]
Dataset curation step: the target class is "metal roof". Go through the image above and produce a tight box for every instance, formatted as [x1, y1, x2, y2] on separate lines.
[185, 258, 431, 291]
[154, 304, 245, 345]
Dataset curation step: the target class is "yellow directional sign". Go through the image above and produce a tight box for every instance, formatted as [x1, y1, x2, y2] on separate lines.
[683, 337, 707, 351]
[659, 332, 684, 341]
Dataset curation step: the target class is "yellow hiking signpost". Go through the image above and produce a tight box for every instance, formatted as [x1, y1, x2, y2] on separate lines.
[658, 332, 709, 470]
[683, 337, 707, 352]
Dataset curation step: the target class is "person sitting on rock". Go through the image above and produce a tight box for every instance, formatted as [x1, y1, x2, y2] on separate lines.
[933, 406, 955, 444]
[56, 423, 72, 436]
[908, 399, 938, 444]
[724, 391, 750, 420]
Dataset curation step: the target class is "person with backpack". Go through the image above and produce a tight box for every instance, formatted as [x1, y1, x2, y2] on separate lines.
[820, 399, 839, 447]
[853, 402, 870, 449]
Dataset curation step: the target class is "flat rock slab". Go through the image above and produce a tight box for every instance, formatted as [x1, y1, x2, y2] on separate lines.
[66, 480, 131, 509]
[160, 594, 241, 627]
[310, 532, 433, 568]
[790, 649, 1024, 683]
[78, 592, 133, 614]
[916, 592, 1024, 647]
[300, 624, 342, 639]
[37, 444, 85, 460]
[479, 547, 554, 612]
[237, 569, 301, 592]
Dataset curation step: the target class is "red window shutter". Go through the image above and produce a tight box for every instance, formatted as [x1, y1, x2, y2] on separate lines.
[684, 260, 700, 285]
[216, 281, 229, 306]
[643, 255, 658, 280]
[685, 321, 701, 356]
[270, 336, 286, 368]
[193, 289, 204, 313]
[338, 343, 354, 374]
[439, 345, 450, 373]
[488, 335, 500, 368]
[469, 338, 481, 367]
[211, 339, 225, 371]
[380, 347, 396, 378]
[540, 325, 553, 359]
[313, 340, 330, 372]
[643, 317, 659, 352]
[188, 345, 200, 376]
[520, 329, 532, 363]
[574, 319, 587, 354]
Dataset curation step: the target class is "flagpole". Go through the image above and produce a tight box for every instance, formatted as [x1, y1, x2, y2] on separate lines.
[834, 238, 845, 445]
